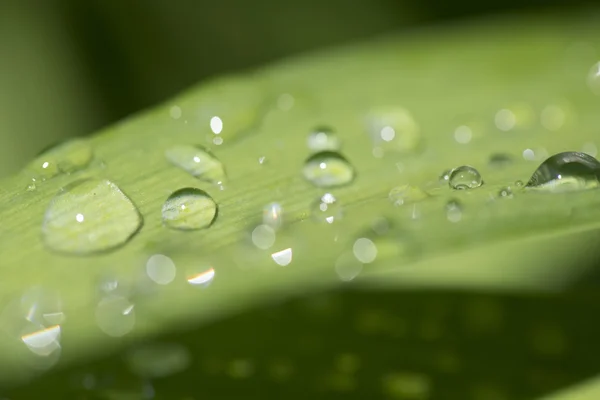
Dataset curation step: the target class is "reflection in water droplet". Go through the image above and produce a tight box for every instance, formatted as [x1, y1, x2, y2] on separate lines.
[365, 106, 421, 153]
[145, 254, 176, 285]
[126, 342, 191, 378]
[446, 199, 462, 223]
[388, 185, 428, 207]
[162, 188, 217, 231]
[41, 179, 142, 255]
[498, 187, 513, 198]
[165, 144, 226, 185]
[335, 252, 363, 282]
[454, 125, 472, 144]
[169, 106, 182, 120]
[210, 116, 223, 134]
[263, 203, 283, 230]
[96, 295, 135, 337]
[439, 169, 453, 183]
[494, 109, 516, 131]
[307, 127, 341, 152]
[525, 151, 600, 192]
[252, 224, 276, 250]
[540, 105, 566, 131]
[448, 166, 483, 190]
[489, 153, 513, 168]
[587, 61, 600, 95]
[353, 238, 377, 264]
[311, 193, 342, 224]
[303, 151, 355, 188]
[186, 266, 215, 287]
[21, 324, 62, 359]
[29, 139, 93, 181]
[271, 247, 293, 266]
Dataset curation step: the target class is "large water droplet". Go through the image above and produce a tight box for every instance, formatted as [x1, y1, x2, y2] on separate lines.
[41, 179, 142, 255]
[29, 139, 93, 180]
[165, 145, 226, 185]
[525, 151, 600, 192]
[302, 151, 355, 188]
[307, 126, 341, 152]
[365, 106, 421, 154]
[311, 193, 343, 224]
[448, 166, 483, 190]
[161, 188, 217, 230]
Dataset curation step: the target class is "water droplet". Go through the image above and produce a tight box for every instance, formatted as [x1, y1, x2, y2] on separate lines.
[353, 238, 377, 264]
[126, 343, 191, 378]
[453, 125, 472, 144]
[271, 247, 293, 266]
[169, 106, 182, 120]
[186, 266, 215, 287]
[448, 166, 483, 190]
[311, 193, 342, 224]
[439, 169, 453, 182]
[210, 116, 223, 134]
[365, 106, 421, 153]
[258, 156, 267, 165]
[498, 187, 513, 198]
[302, 151, 355, 188]
[165, 145, 226, 185]
[515, 180, 524, 187]
[489, 153, 514, 168]
[251, 224, 276, 249]
[494, 109, 516, 131]
[95, 295, 135, 337]
[525, 151, 600, 192]
[161, 188, 217, 231]
[145, 254, 177, 285]
[307, 126, 341, 152]
[540, 105, 566, 131]
[587, 61, 600, 95]
[388, 185, 429, 206]
[445, 199, 462, 223]
[263, 203, 283, 230]
[29, 139, 93, 180]
[41, 179, 142, 255]
[335, 252, 363, 282]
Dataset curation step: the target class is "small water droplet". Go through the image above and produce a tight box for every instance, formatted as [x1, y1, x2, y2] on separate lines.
[498, 187, 513, 198]
[587, 61, 600, 95]
[525, 151, 600, 192]
[126, 343, 191, 378]
[210, 116, 223, 134]
[453, 125, 472, 144]
[494, 109, 516, 131]
[271, 247, 293, 266]
[353, 238, 377, 264]
[29, 139, 93, 180]
[439, 169, 453, 182]
[515, 180, 524, 187]
[302, 151, 355, 188]
[186, 265, 215, 287]
[161, 188, 217, 231]
[263, 203, 283, 230]
[445, 199, 462, 223]
[489, 153, 514, 168]
[307, 126, 341, 152]
[169, 106, 182, 120]
[145, 254, 177, 285]
[165, 145, 226, 185]
[41, 179, 142, 255]
[258, 156, 266, 165]
[365, 106, 421, 153]
[311, 193, 343, 224]
[251, 224, 276, 249]
[95, 295, 135, 337]
[388, 185, 429, 206]
[448, 166, 483, 190]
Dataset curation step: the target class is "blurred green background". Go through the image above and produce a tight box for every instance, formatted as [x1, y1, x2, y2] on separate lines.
[0, 0, 592, 178]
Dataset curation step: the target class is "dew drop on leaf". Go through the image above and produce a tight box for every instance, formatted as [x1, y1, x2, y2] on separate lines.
[525, 151, 600, 192]
[310, 193, 343, 224]
[448, 166, 483, 190]
[95, 295, 135, 338]
[365, 106, 421, 154]
[445, 199, 462, 223]
[165, 144, 226, 185]
[302, 151, 355, 188]
[28, 139, 93, 181]
[388, 185, 429, 206]
[161, 188, 217, 231]
[262, 202, 283, 230]
[307, 126, 341, 152]
[41, 179, 142, 255]
[498, 187, 514, 198]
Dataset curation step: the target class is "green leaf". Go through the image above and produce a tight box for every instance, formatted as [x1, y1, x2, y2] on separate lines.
[2, 10, 600, 399]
